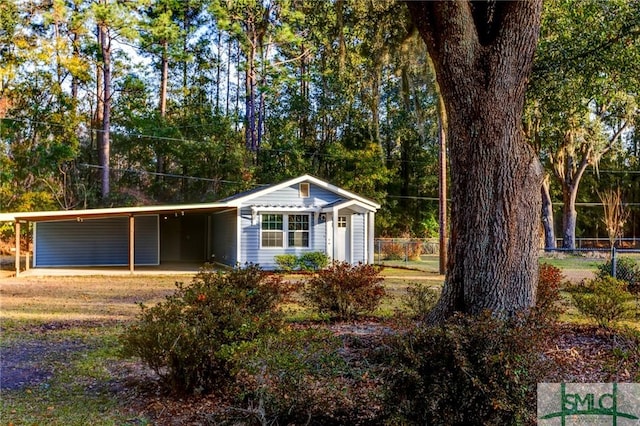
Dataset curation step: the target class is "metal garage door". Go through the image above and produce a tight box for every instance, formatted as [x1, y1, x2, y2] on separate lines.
[34, 215, 159, 267]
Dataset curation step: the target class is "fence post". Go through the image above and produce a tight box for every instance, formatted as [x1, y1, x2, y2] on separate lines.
[611, 245, 617, 279]
[377, 239, 381, 265]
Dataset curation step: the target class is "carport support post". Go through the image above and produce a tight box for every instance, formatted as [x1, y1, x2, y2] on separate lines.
[14, 221, 20, 276]
[24, 222, 29, 272]
[129, 215, 135, 274]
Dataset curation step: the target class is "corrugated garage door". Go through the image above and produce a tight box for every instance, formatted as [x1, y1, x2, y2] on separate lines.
[34, 215, 159, 267]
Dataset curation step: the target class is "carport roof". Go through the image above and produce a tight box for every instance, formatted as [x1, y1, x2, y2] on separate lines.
[0, 202, 231, 223]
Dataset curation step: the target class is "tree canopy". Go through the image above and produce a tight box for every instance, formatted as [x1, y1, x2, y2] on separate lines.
[0, 0, 638, 265]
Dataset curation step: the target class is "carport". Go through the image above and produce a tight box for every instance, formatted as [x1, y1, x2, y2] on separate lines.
[1, 203, 229, 276]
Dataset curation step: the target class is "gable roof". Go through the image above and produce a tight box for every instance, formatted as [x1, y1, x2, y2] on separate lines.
[0, 175, 380, 223]
[221, 174, 381, 209]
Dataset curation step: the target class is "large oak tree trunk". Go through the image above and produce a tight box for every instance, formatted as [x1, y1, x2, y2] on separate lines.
[407, 1, 543, 319]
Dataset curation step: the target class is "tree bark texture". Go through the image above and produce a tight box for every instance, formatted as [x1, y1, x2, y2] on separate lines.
[407, 1, 543, 319]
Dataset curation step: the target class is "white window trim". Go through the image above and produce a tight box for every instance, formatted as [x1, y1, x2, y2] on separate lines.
[260, 213, 311, 249]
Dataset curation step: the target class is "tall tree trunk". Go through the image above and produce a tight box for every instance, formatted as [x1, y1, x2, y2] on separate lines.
[226, 37, 232, 114]
[93, 25, 103, 152]
[556, 131, 591, 250]
[400, 64, 411, 207]
[562, 182, 579, 250]
[157, 40, 168, 183]
[97, 22, 110, 200]
[159, 41, 168, 116]
[245, 42, 257, 152]
[541, 175, 556, 250]
[408, 1, 543, 319]
[71, 31, 80, 100]
[216, 29, 222, 112]
[336, 0, 346, 74]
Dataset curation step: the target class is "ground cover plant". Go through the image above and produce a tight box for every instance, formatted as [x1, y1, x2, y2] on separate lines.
[1, 258, 639, 425]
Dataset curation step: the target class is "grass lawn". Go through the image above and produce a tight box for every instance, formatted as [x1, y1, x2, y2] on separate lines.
[1, 265, 638, 425]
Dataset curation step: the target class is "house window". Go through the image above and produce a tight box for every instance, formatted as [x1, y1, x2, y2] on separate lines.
[260, 214, 310, 248]
[288, 214, 309, 247]
[299, 183, 310, 198]
[261, 214, 284, 247]
[338, 216, 347, 228]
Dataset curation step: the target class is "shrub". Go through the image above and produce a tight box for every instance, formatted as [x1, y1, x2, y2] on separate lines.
[381, 241, 405, 260]
[402, 282, 439, 319]
[380, 240, 422, 261]
[120, 264, 290, 393]
[569, 276, 633, 328]
[218, 329, 382, 425]
[297, 251, 330, 271]
[535, 263, 565, 322]
[274, 252, 329, 272]
[383, 311, 547, 425]
[596, 257, 640, 294]
[274, 254, 298, 272]
[303, 262, 386, 320]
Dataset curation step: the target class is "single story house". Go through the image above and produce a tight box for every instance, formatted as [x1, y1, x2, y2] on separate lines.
[0, 175, 380, 275]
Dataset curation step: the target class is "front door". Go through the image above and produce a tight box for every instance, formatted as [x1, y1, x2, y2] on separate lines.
[335, 215, 350, 262]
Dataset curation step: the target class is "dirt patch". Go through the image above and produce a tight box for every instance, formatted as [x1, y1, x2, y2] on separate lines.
[0, 338, 89, 391]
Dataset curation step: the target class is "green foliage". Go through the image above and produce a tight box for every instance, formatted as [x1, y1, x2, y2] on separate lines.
[596, 257, 640, 293]
[383, 312, 547, 425]
[297, 251, 330, 271]
[302, 262, 386, 320]
[569, 276, 634, 328]
[120, 264, 290, 393]
[274, 252, 330, 272]
[221, 329, 381, 425]
[273, 254, 298, 272]
[402, 282, 439, 319]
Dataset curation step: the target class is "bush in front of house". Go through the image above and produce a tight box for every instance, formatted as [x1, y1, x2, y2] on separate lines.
[273, 254, 298, 272]
[274, 252, 330, 272]
[120, 263, 291, 393]
[568, 276, 633, 328]
[382, 311, 547, 425]
[298, 251, 330, 271]
[302, 261, 385, 320]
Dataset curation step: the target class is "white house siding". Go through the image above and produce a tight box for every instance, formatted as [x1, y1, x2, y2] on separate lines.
[351, 213, 366, 263]
[34, 215, 159, 267]
[211, 209, 237, 266]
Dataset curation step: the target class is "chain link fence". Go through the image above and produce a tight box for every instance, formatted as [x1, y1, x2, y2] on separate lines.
[373, 238, 440, 272]
[546, 246, 640, 319]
